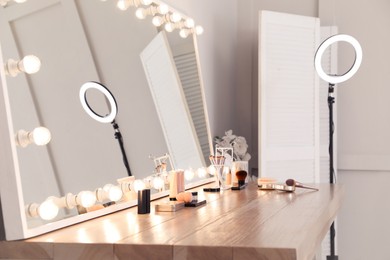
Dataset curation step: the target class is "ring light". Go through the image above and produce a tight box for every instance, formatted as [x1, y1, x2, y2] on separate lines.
[79, 81, 118, 123]
[314, 34, 362, 84]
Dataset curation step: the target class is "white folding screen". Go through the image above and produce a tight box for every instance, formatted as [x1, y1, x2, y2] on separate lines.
[140, 31, 204, 170]
[258, 11, 320, 183]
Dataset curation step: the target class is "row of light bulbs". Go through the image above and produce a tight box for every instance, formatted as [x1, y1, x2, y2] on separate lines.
[26, 166, 212, 221]
[114, 0, 204, 38]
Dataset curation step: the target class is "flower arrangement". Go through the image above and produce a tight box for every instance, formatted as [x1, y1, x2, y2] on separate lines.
[214, 130, 251, 161]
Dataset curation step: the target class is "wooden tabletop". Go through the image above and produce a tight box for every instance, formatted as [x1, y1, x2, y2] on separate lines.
[0, 183, 344, 260]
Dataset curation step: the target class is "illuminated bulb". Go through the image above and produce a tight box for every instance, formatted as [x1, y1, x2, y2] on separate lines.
[135, 8, 147, 19]
[152, 176, 164, 190]
[208, 165, 216, 176]
[132, 179, 146, 192]
[156, 3, 169, 14]
[14, 0, 27, 3]
[179, 29, 190, 38]
[184, 18, 195, 28]
[76, 191, 96, 208]
[38, 199, 59, 220]
[31, 127, 51, 145]
[140, 0, 152, 5]
[164, 22, 175, 32]
[195, 25, 204, 35]
[15, 126, 51, 147]
[152, 16, 164, 27]
[184, 168, 195, 181]
[170, 12, 182, 23]
[5, 55, 41, 77]
[197, 167, 207, 178]
[117, 0, 131, 10]
[104, 184, 123, 202]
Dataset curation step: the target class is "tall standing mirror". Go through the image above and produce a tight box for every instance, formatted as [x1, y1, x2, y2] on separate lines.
[0, 0, 212, 240]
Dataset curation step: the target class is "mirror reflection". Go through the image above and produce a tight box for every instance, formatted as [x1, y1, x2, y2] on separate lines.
[0, 0, 211, 228]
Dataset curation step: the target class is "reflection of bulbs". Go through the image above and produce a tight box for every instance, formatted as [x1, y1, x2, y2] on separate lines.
[197, 167, 207, 178]
[170, 12, 181, 23]
[164, 22, 175, 32]
[156, 3, 169, 14]
[152, 16, 164, 27]
[184, 168, 195, 181]
[179, 29, 190, 39]
[184, 18, 195, 28]
[152, 176, 164, 190]
[140, 0, 152, 5]
[15, 126, 51, 147]
[117, 0, 131, 10]
[76, 191, 96, 208]
[38, 199, 59, 220]
[132, 179, 146, 192]
[195, 26, 204, 35]
[135, 8, 147, 19]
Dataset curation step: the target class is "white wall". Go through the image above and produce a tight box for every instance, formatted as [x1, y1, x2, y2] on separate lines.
[319, 0, 390, 258]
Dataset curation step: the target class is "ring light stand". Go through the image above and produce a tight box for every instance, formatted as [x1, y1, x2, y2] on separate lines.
[80, 81, 132, 177]
[315, 34, 363, 260]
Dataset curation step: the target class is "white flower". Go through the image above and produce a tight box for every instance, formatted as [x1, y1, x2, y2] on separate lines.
[232, 136, 248, 158]
[214, 130, 251, 161]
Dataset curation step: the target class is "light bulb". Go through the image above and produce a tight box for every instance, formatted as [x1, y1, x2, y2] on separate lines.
[19, 55, 41, 74]
[164, 22, 175, 32]
[103, 184, 123, 202]
[157, 3, 169, 14]
[195, 25, 204, 35]
[140, 0, 152, 5]
[38, 199, 59, 220]
[184, 18, 195, 28]
[184, 168, 195, 181]
[197, 167, 207, 178]
[32, 127, 51, 146]
[135, 8, 147, 19]
[179, 29, 190, 39]
[14, 0, 27, 3]
[208, 165, 216, 176]
[76, 191, 96, 208]
[117, 0, 131, 10]
[152, 176, 164, 190]
[152, 16, 164, 27]
[132, 179, 145, 192]
[170, 12, 181, 23]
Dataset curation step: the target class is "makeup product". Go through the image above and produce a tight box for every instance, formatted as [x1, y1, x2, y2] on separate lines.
[258, 183, 295, 192]
[185, 199, 207, 207]
[232, 170, 248, 190]
[191, 192, 198, 202]
[138, 189, 150, 214]
[285, 179, 319, 191]
[176, 192, 193, 203]
[155, 201, 185, 212]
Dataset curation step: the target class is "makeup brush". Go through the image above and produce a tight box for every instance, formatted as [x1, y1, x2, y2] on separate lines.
[285, 179, 319, 191]
[235, 170, 247, 187]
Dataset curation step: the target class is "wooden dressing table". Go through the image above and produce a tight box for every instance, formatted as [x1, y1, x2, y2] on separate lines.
[0, 183, 343, 260]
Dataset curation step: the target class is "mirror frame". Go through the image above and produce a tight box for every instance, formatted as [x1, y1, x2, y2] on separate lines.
[0, 1, 214, 240]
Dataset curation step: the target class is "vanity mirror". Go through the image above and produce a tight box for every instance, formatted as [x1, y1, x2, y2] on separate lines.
[0, 0, 213, 240]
